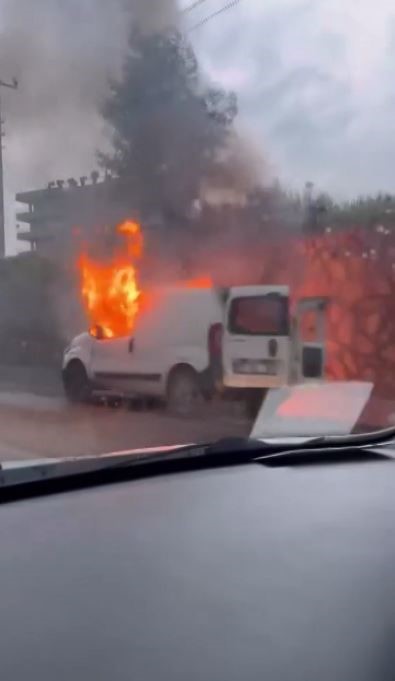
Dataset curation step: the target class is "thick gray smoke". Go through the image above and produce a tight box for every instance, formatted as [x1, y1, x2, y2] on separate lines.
[0, 0, 178, 252]
[0, 0, 264, 256]
[125, 0, 179, 34]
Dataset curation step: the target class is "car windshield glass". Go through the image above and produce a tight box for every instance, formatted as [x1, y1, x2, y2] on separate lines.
[0, 0, 394, 464]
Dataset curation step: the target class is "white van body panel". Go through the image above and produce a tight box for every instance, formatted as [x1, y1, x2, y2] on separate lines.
[222, 285, 291, 389]
[62, 286, 328, 402]
[294, 297, 328, 384]
[62, 333, 95, 379]
[64, 288, 223, 399]
[116, 287, 222, 397]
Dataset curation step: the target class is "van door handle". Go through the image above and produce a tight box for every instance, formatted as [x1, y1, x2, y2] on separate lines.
[128, 339, 134, 353]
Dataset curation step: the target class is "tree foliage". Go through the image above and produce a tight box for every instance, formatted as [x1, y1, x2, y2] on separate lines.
[99, 29, 238, 226]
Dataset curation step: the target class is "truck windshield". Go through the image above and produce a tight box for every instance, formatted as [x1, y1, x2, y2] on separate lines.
[229, 296, 289, 336]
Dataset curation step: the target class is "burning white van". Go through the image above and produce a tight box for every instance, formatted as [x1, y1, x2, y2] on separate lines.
[62, 285, 327, 415]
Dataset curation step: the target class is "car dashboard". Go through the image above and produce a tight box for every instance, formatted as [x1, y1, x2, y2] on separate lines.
[1, 451, 395, 681]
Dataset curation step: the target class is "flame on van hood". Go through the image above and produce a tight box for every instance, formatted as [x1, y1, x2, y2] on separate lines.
[78, 220, 214, 339]
[78, 220, 143, 339]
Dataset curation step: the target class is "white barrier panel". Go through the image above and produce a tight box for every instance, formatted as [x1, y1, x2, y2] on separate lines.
[251, 381, 374, 439]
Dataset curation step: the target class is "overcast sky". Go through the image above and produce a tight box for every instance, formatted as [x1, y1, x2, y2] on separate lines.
[191, 0, 395, 195]
[1, 0, 395, 253]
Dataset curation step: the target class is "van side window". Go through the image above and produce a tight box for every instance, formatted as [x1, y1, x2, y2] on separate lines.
[229, 295, 289, 336]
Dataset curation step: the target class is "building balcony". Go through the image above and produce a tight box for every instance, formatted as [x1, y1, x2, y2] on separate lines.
[17, 231, 53, 243]
[16, 208, 67, 224]
[16, 212, 37, 224]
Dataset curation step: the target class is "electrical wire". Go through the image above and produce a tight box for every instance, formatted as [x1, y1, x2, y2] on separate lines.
[187, 0, 242, 32]
[181, 0, 211, 14]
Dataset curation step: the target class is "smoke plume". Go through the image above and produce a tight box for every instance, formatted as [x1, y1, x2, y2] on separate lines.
[0, 0, 264, 256]
[125, 0, 179, 34]
[0, 0, 178, 252]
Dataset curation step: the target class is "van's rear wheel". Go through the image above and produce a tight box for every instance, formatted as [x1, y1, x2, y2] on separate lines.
[63, 361, 91, 404]
[166, 367, 203, 417]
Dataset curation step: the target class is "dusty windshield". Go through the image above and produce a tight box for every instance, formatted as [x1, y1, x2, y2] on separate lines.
[0, 0, 393, 461]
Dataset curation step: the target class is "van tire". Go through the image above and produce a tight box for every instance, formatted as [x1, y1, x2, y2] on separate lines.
[63, 361, 91, 404]
[166, 366, 203, 417]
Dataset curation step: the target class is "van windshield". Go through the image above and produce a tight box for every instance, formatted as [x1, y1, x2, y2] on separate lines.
[229, 296, 289, 336]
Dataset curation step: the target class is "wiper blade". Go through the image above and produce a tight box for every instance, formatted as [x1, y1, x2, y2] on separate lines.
[309, 425, 395, 447]
[2, 428, 395, 503]
[253, 427, 395, 467]
[0, 444, 207, 489]
[256, 445, 393, 467]
[0, 436, 320, 484]
[0, 436, 326, 502]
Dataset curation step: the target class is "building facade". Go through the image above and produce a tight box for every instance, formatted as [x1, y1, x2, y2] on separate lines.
[15, 175, 135, 261]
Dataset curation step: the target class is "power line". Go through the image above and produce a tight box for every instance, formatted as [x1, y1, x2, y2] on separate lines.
[187, 0, 242, 32]
[181, 0, 211, 14]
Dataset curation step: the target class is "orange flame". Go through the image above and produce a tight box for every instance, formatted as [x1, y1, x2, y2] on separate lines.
[78, 220, 143, 339]
[182, 276, 213, 289]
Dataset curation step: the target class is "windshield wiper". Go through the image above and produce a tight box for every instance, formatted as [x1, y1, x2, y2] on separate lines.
[256, 445, 393, 467]
[0, 436, 328, 502]
[1, 428, 395, 503]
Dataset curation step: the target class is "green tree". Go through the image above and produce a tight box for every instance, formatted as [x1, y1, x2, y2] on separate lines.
[99, 29, 238, 227]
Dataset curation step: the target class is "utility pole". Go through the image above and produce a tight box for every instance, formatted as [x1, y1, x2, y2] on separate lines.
[0, 77, 18, 258]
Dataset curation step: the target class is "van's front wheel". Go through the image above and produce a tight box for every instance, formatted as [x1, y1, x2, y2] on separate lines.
[166, 366, 203, 417]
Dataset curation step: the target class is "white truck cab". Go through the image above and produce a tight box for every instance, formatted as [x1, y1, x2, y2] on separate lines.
[62, 285, 328, 415]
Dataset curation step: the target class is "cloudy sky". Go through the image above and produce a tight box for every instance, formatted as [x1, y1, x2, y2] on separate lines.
[1, 0, 395, 253]
[191, 0, 395, 194]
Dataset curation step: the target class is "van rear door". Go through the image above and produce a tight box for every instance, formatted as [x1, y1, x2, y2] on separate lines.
[294, 297, 328, 383]
[222, 286, 291, 389]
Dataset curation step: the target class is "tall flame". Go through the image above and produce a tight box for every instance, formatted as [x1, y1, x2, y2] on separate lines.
[78, 220, 143, 339]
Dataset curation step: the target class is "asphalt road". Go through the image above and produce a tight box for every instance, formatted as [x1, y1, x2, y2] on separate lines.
[0, 391, 251, 461]
[1, 366, 393, 462]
